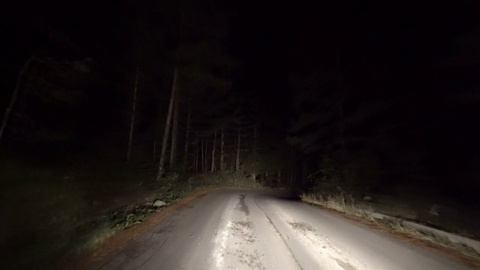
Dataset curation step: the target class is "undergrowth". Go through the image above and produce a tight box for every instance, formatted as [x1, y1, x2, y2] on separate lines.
[301, 191, 480, 261]
[301, 192, 372, 219]
[1, 159, 266, 269]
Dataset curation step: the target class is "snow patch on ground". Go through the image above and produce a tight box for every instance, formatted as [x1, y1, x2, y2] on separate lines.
[288, 221, 362, 270]
[211, 195, 265, 270]
[213, 220, 232, 269]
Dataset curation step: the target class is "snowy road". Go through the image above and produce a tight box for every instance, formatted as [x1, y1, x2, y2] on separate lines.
[91, 189, 473, 270]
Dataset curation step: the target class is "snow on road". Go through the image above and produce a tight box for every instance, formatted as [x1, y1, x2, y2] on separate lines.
[91, 189, 474, 270]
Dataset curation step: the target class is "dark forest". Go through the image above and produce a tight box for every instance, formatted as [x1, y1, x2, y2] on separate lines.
[1, 0, 480, 268]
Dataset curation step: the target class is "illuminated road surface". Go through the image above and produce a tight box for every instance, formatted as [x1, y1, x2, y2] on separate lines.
[92, 189, 473, 270]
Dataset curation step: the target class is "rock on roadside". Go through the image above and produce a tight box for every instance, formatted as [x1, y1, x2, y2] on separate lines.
[153, 200, 167, 207]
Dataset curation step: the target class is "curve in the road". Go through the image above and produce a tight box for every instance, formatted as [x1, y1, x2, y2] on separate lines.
[91, 189, 475, 270]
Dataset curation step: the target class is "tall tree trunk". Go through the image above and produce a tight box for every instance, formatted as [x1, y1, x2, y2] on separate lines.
[200, 140, 204, 173]
[253, 126, 257, 154]
[0, 57, 36, 144]
[156, 67, 179, 180]
[220, 128, 225, 171]
[333, 3, 346, 159]
[211, 130, 217, 172]
[252, 126, 257, 181]
[127, 66, 139, 163]
[194, 141, 198, 172]
[236, 129, 241, 171]
[153, 92, 164, 162]
[290, 147, 296, 185]
[169, 90, 180, 168]
[200, 141, 203, 172]
[204, 141, 208, 172]
[153, 137, 157, 162]
[184, 104, 191, 154]
[336, 48, 346, 158]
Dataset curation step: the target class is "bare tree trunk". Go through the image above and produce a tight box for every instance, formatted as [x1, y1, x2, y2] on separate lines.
[153, 93, 164, 162]
[127, 66, 139, 163]
[169, 90, 180, 168]
[156, 67, 179, 180]
[211, 130, 217, 172]
[204, 141, 208, 172]
[200, 140, 204, 173]
[200, 141, 203, 172]
[194, 142, 198, 172]
[333, 5, 346, 159]
[184, 104, 191, 154]
[236, 129, 241, 171]
[153, 137, 157, 162]
[336, 48, 346, 157]
[290, 148, 296, 185]
[0, 57, 36, 144]
[252, 126, 257, 181]
[220, 128, 225, 171]
[253, 126, 257, 153]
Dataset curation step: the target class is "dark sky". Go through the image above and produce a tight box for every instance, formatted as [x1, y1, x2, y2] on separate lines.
[226, 0, 480, 129]
[231, 0, 479, 83]
[2, 0, 480, 114]
[2, 2, 479, 71]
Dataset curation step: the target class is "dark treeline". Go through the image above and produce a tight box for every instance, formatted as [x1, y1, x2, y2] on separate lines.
[1, 0, 480, 267]
[1, 0, 480, 195]
[0, 0, 289, 186]
[277, 1, 480, 204]
[0, 1, 289, 267]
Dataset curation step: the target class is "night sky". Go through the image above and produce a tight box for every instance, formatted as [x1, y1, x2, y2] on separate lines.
[232, 0, 480, 124]
[2, 1, 480, 98]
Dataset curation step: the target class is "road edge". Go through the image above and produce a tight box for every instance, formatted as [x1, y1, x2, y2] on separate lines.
[369, 212, 480, 254]
[301, 197, 480, 269]
[58, 186, 220, 270]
